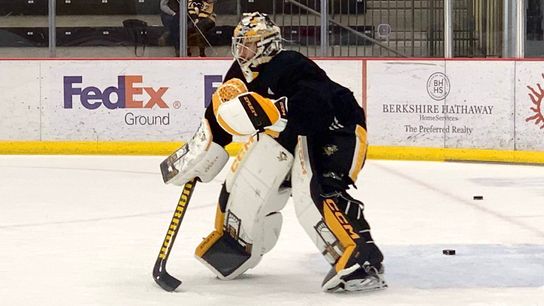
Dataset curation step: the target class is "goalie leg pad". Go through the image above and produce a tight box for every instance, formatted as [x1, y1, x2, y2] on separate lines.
[291, 136, 343, 265]
[197, 231, 252, 278]
[195, 211, 283, 278]
[195, 134, 293, 279]
[262, 212, 283, 254]
[291, 136, 386, 291]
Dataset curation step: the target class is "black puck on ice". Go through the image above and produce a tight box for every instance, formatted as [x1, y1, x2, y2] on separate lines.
[442, 249, 456, 255]
[473, 195, 484, 200]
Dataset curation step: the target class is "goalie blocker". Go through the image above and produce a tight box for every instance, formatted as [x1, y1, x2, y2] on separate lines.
[160, 119, 229, 187]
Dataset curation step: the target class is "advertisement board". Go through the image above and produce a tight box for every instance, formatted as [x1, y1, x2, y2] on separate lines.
[515, 62, 544, 151]
[0, 61, 41, 140]
[366, 60, 446, 147]
[0, 58, 542, 161]
[367, 60, 515, 150]
[41, 60, 232, 141]
[443, 61, 515, 150]
[1, 59, 363, 142]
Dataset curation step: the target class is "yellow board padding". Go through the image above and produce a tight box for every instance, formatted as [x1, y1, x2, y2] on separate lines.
[1, 141, 544, 165]
[0, 141, 177, 155]
[0, 141, 240, 157]
[368, 146, 544, 165]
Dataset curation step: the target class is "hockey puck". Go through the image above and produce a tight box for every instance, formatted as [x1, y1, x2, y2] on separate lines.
[442, 249, 456, 255]
[473, 195, 484, 200]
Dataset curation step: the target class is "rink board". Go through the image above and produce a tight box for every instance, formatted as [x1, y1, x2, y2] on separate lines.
[367, 60, 515, 150]
[0, 59, 362, 142]
[1, 58, 544, 163]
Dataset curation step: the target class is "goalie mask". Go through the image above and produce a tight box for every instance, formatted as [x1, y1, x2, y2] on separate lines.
[232, 12, 283, 83]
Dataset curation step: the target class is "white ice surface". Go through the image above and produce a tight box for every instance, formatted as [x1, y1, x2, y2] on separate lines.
[1, 156, 543, 306]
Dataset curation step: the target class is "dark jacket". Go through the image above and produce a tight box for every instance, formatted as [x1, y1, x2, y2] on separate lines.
[205, 50, 366, 152]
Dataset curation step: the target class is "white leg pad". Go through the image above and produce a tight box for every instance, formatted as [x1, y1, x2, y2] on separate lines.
[199, 134, 293, 280]
[292, 136, 343, 265]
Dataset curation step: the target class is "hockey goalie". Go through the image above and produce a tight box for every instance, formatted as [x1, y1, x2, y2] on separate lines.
[162, 12, 387, 293]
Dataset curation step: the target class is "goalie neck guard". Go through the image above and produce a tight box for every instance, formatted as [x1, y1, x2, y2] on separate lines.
[232, 12, 283, 83]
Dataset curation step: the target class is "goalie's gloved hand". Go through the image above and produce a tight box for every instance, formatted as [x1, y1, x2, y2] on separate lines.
[265, 96, 288, 133]
[215, 91, 289, 136]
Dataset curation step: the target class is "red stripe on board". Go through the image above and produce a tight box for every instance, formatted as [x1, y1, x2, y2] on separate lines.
[3, 56, 544, 61]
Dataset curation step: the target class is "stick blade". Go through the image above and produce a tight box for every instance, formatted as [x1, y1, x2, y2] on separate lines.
[153, 260, 182, 292]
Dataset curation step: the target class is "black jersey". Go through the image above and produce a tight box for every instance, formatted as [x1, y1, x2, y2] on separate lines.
[205, 50, 366, 152]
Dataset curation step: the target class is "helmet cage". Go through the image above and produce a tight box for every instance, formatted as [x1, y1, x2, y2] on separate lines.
[231, 12, 282, 82]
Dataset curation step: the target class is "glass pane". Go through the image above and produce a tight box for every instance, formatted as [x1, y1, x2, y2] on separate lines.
[199, 0, 237, 57]
[453, 0, 504, 58]
[453, 0, 477, 57]
[271, 0, 320, 57]
[272, 0, 445, 58]
[161, 0, 233, 57]
[526, 0, 544, 57]
[52, 0, 237, 58]
[54, 0, 165, 58]
[0, 0, 49, 58]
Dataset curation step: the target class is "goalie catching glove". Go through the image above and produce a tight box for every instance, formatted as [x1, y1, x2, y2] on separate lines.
[215, 91, 288, 136]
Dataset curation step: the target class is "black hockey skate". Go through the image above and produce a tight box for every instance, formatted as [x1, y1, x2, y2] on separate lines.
[321, 261, 387, 293]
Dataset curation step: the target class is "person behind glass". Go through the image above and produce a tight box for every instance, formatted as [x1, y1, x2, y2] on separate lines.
[187, 0, 216, 57]
[160, 0, 216, 57]
[160, 0, 181, 56]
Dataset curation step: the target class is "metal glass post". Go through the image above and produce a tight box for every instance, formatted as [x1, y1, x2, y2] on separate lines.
[502, 0, 516, 58]
[48, 0, 56, 57]
[320, 0, 328, 56]
[515, 0, 526, 58]
[444, 0, 453, 58]
[272, 0, 276, 21]
[179, 0, 188, 57]
[503, 0, 509, 57]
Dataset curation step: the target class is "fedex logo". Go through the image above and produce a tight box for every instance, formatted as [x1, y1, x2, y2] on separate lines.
[64, 75, 169, 110]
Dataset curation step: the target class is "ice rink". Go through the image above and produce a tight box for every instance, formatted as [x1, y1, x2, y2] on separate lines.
[1, 155, 543, 305]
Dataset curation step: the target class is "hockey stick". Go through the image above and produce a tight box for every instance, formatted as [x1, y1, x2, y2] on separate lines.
[152, 178, 197, 292]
